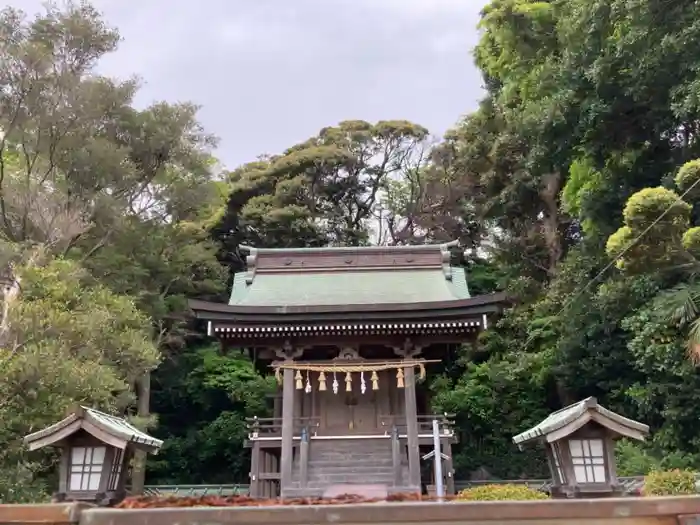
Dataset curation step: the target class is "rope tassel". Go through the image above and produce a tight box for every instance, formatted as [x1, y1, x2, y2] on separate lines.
[345, 372, 352, 392]
[371, 371, 379, 390]
[295, 370, 303, 390]
[319, 371, 327, 391]
[396, 368, 404, 388]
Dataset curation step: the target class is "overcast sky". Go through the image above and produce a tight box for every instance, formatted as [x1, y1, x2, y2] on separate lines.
[13, 0, 488, 169]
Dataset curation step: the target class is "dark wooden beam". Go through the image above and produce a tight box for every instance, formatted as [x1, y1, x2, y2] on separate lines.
[404, 367, 420, 490]
[189, 292, 507, 318]
[280, 368, 294, 495]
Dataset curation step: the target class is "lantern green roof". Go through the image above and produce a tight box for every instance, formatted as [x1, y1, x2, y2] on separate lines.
[512, 397, 649, 447]
[228, 242, 471, 308]
[24, 406, 163, 452]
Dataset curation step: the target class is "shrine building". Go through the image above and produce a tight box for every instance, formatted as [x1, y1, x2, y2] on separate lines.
[189, 241, 505, 498]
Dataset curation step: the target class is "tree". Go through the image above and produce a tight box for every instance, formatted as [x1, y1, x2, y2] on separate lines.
[148, 345, 275, 484]
[425, 0, 700, 477]
[0, 257, 159, 502]
[214, 120, 431, 266]
[605, 159, 700, 359]
[0, 2, 226, 495]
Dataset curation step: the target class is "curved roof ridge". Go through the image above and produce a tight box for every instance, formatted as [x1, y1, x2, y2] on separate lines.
[239, 240, 459, 255]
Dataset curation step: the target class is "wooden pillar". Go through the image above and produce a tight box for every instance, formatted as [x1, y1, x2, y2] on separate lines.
[444, 438, 455, 495]
[58, 445, 69, 494]
[280, 367, 295, 494]
[404, 366, 420, 490]
[391, 426, 402, 486]
[250, 441, 261, 497]
[299, 429, 309, 488]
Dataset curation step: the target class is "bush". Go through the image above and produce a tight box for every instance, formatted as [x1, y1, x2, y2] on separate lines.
[0, 462, 50, 504]
[616, 440, 661, 476]
[456, 484, 549, 501]
[643, 469, 697, 496]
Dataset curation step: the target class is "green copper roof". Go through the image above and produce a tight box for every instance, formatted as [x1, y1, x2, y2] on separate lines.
[24, 406, 163, 451]
[227, 242, 473, 308]
[512, 397, 649, 446]
[229, 266, 470, 307]
[83, 407, 163, 449]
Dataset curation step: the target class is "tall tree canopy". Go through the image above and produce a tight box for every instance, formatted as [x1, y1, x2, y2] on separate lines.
[0, 3, 225, 500]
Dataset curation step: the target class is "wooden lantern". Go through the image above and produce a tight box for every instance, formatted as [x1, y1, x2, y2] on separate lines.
[513, 397, 649, 499]
[24, 406, 163, 506]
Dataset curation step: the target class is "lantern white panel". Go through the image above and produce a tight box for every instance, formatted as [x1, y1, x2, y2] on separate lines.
[68, 446, 106, 492]
[569, 438, 606, 483]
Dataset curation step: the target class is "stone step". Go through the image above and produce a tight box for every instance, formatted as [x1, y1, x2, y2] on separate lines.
[310, 452, 393, 460]
[285, 483, 420, 497]
[304, 459, 397, 468]
[309, 441, 391, 451]
[308, 469, 407, 478]
[286, 484, 420, 497]
[307, 474, 394, 487]
[282, 487, 324, 498]
[309, 452, 393, 460]
[308, 463, 394, 472]
[307, 469, 396, 478]
[307, 472, 395, 481]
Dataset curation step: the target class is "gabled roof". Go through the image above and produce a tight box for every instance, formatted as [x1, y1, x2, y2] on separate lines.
[24, 406, 163, 453]
[189, 242, 508, 341]
[230, 241, 470, 309]
[512, 397, 649, 447]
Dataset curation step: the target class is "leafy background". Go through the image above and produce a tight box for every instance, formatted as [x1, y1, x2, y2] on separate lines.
[2, 0, 700, 499]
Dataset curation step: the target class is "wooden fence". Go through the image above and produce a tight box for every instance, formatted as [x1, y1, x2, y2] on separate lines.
[4, 497, 700, 525]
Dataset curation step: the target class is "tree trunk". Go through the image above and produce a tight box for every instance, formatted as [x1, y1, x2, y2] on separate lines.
[540, 173, 563, 276]
[130, 372, 151, 494]
[0, 247, 44, 351]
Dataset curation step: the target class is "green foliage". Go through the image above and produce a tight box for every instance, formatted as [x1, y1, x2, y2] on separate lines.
[682, 227, 700, 258]
[675, 159, 700, 200]
[613, 441, 695, 477]
[431, 313, 553, 478]
[0, 1, 225, 495]
[622, 188, 690, 232]
[7, 0, 700, 494]
[0, 460, 50, 504]
[561, 158, 604, 236]
[643, 470, 697, 496]
[616, 441, 661, 477]
[216, 119, 431, 262]
[147, 345, 275, 484]
[0, 256, 159, 499]
[607, 187, 691, 271]
[456, 484, 549, 501]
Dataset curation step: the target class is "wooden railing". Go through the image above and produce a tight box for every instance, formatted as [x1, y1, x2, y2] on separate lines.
[380, 413, 456, 435]
[247, 414, 454, 439]
[246, 417, 320, 439]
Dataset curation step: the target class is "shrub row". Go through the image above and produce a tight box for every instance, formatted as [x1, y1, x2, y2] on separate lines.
[454, 469, 697, 500]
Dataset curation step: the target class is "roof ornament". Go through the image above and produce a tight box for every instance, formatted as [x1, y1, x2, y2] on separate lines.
[239, 245, 258, 285]
[335, 346, 361, 360]
[439, 240, 460, 281]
